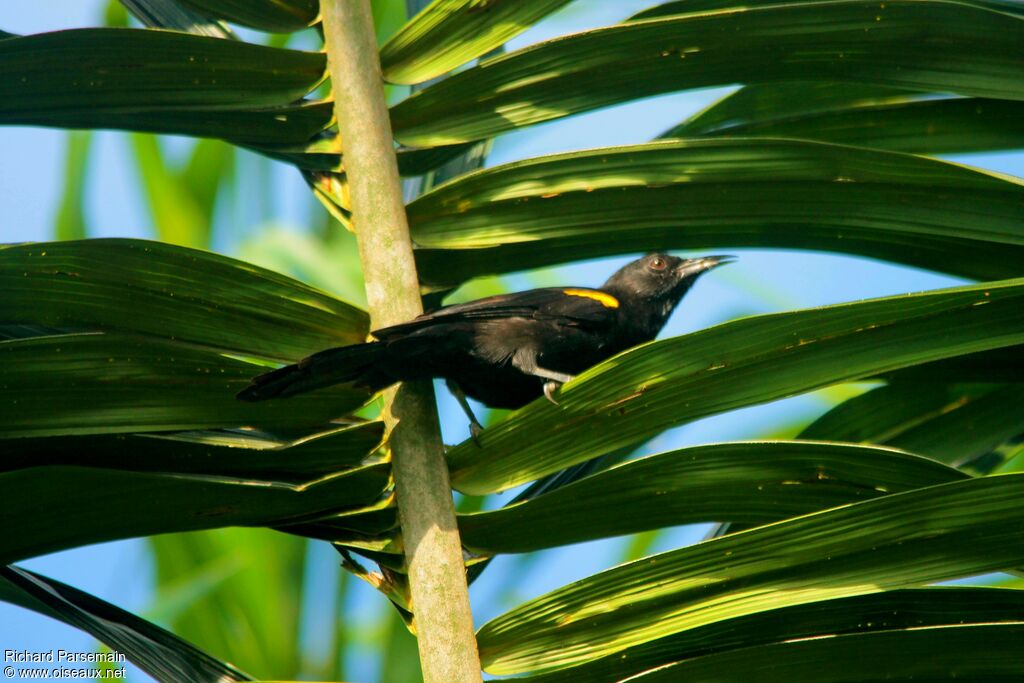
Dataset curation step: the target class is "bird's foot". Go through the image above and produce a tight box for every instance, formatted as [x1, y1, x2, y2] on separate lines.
[543, 381, 562, 405]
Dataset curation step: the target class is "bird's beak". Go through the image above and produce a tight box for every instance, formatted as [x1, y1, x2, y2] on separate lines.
[675, 254, 736, 279]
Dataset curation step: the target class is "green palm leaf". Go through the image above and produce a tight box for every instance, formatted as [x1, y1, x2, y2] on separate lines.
[0, 239, 367, 361]
[624, 623, 1024, 682]
[4, 422, 382, 480]
[0, 333, 368, 437]
[517, 588, 1024, 683]
[0, 29, 326, 141]
[800, 383, 1024, 468]
[664, 87, 1024, 155]
[478, 474, 1024, 674]
[458, 442, 965, 554]
[631, 0, 1024, 21]
[380, 0, 572, 84]
[0, 462, 389, 564]
[409, 138, 1024, 286]
[449, 278, 1024, 494]
[390, 1, 1024, 145]
[176, 0, 319, 32]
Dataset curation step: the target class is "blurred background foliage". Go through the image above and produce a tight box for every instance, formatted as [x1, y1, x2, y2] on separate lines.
[2, 0, 1023, 681]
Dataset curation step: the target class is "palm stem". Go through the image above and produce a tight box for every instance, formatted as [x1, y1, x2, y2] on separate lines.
[319, 2, 482, 680]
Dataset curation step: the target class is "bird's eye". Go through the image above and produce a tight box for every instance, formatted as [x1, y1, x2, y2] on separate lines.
[649, 256, 667, 271]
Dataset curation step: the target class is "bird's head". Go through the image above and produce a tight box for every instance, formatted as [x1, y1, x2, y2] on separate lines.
[602, 253, 734, 305]
[600, 253, 734, 342]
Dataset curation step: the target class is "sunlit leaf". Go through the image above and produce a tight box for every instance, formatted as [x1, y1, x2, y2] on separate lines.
[477, 474, 1024, 673]
[390, 1, 1024, 145]
[380, 0, 572, 84]
[409, 138, 1024, 287]
[518, 588, 1024, 683]
[449, 278, 1024, 494]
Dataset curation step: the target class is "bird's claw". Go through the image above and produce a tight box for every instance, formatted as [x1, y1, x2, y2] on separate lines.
[543, 381, 561, 405]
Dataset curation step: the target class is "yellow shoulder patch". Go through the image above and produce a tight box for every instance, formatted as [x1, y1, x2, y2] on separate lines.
[563, 288, 620, 309]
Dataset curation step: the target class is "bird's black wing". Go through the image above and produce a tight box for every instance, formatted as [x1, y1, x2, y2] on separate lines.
[372, 287, 620, 340]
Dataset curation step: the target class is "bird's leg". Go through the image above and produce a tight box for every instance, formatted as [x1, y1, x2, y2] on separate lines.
[510, 350, 575, 406]
[445, 379, 484, 444]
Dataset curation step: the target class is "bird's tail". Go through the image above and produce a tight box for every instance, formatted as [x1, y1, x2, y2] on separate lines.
[236, 342, 388, 402]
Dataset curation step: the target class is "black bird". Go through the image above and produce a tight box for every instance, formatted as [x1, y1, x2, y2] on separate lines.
[238, 253, 732, 436]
